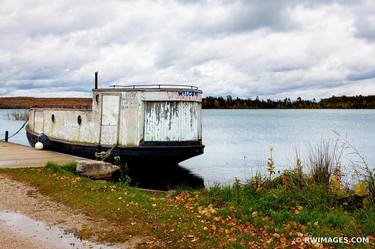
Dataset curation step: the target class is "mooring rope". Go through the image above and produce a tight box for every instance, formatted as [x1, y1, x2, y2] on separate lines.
[95, 144, 117, 161]
[0, 120, 28, 142]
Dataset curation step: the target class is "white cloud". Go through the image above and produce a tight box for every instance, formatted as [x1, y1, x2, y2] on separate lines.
[0, 0, 374, 98]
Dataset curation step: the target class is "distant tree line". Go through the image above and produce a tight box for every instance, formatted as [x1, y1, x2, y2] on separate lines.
[202, 95, 375, 109]
[0, 97, 91, 109]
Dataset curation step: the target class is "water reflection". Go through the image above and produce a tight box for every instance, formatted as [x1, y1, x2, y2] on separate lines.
[122, 163, 204, 190]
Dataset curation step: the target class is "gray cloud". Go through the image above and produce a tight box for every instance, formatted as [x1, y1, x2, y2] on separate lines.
[182, 1, 298, 36]
[354, 17, 375, 41]
[0, 0, 375, 98]
[352, 0, 375, 41]
[347, 70, 375, 81]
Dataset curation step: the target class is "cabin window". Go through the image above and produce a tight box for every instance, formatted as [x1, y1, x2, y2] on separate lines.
[95, 94, 100, 103]
[77, 115, 82, 125]
[51, 114, 55, 123]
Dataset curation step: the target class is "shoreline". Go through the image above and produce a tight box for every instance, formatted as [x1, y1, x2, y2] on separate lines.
[1, 96, 375, 109]
[0, 97, 91, 109]
[0, 174, 139, 249]
[0, 162, 373, 248]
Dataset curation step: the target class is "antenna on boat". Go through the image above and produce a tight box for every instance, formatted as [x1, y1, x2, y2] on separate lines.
[94, 72, 99, 89]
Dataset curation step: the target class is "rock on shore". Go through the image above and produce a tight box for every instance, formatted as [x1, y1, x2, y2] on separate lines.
[76, 160, 120, 180]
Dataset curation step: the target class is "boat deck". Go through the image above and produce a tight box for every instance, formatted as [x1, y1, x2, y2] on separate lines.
[0, 142, 90, 168]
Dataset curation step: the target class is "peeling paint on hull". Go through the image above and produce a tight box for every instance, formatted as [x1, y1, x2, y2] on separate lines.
[144, 101, 200, 142]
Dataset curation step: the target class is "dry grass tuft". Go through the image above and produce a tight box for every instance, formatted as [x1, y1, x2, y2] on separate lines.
[307, 140, 344, 188]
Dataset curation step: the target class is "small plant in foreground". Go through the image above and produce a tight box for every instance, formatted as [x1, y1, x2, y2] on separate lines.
[44, 161, 77, 174]
[333, 131, 375, 204]
[365, 167, 375, 203]
[266, 147, 275, 178]
[277, 152, 308, 191]
[308, 140, 343, 188]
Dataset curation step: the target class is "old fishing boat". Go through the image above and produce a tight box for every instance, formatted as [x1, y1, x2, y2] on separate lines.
[26, 73, 204, 164]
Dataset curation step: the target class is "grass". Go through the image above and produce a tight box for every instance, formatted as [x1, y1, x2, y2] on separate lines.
[44, 161, 77, 174]
[0, 159, 374, 248]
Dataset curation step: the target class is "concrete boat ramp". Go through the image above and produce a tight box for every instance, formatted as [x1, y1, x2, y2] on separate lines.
[0, 142, 86, 168]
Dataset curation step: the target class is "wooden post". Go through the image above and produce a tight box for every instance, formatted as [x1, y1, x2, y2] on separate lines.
[95, 72, 98, 89]
[5, 131, 8, 142]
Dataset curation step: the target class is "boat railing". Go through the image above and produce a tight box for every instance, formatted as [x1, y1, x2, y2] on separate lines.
[109, 84, 199, 90]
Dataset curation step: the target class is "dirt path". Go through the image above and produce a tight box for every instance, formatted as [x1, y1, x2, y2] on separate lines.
[0, 175, 141, 249]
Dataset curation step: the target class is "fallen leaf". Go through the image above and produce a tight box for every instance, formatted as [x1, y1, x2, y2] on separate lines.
[213, 216, 221, 222]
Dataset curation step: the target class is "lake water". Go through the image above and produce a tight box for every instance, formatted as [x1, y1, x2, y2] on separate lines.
[182, 109, 375, 185]
[0, 109, 28, 146]
[1, 109, 374, 185]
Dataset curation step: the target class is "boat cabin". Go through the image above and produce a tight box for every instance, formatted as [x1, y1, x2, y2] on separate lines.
[26, 79, 204, 164]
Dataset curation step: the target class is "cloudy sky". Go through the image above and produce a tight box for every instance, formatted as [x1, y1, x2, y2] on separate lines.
[1, 0, 375, 99]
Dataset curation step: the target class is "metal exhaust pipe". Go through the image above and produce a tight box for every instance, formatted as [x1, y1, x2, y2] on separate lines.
[95, 72, 98, 89]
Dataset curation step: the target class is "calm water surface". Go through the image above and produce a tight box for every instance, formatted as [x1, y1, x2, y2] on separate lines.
[0, 109, 28, 146]
[1, 109, 374, 185]
[182, 109, 375, 185]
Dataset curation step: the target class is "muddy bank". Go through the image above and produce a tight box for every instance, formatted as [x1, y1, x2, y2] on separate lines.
[0, 210, 118, 249]
[0, 224, 54, 249]
[0, 175, 142, 249]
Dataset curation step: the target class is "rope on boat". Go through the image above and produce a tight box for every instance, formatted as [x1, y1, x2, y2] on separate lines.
[2, 119, 117, 161]
[95, 144, 117, 161]
[0, 120, 28, 142]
